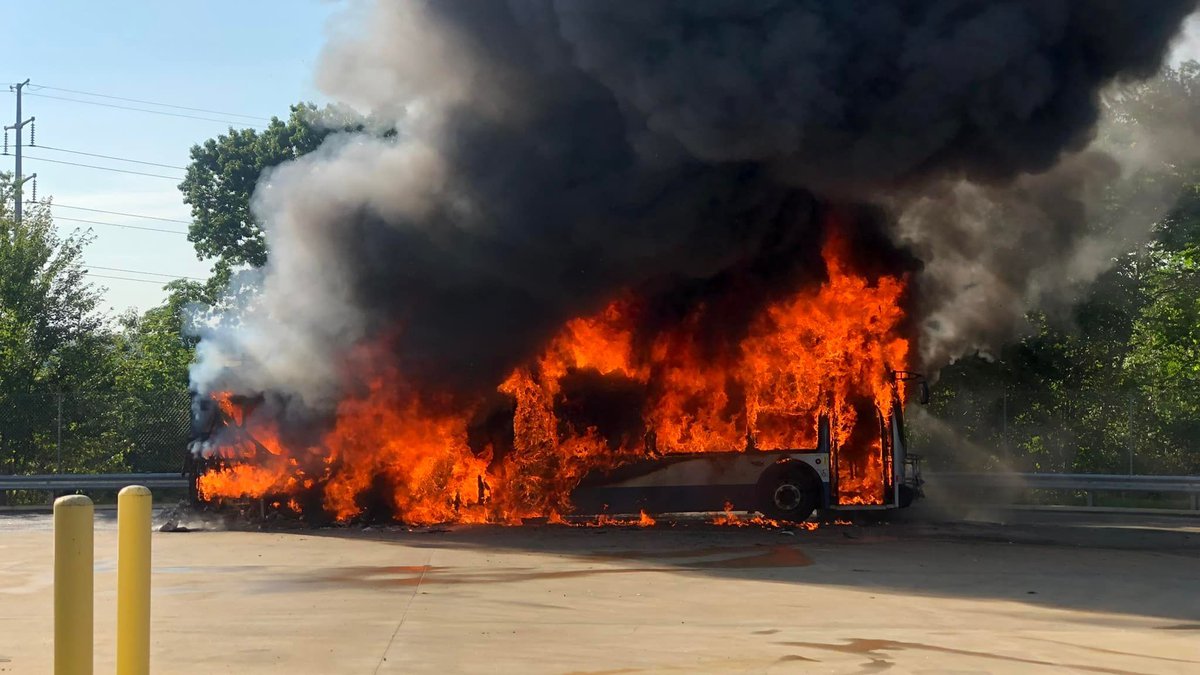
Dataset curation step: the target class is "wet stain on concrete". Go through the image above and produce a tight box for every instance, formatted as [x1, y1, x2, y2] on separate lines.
[556, 662, 643, 667]
[857, 657, 894, 672]
[588, 544, 813, 569]
[685, 545, 811, 568]
[302, 565, 435, 587]
[774, 654, 818, 663]
[778, 638, 1148, 675]
[577, 542, 818, 569]
[594, 544, 777, 561]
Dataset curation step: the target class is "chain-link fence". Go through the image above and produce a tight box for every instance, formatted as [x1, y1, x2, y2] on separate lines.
[0, 389, 191, 476]
[908, 384, 1199, 476]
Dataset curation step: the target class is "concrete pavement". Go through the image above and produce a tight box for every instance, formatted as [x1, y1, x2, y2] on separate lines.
[1, 509, 1198, 673]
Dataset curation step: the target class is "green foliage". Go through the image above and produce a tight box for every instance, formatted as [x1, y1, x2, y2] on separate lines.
[0, 177, 195, 480]
[924, 62, 1200, 475]
[113, 280, 205, 391]
[178, 103, 336, 273]
[2, 99, 346, 482]
[0, 174, 113, 474]
[108, 281, 207, 472]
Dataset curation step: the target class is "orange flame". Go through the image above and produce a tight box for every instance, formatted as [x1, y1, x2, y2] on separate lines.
[213, 391, 244, 427]
[196, 220, 910, 522]
[707, 502, 815, 529]
[711, 501, 740, 526]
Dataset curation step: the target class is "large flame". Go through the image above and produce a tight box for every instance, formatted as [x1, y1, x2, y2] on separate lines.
[197, 223, 910, 523]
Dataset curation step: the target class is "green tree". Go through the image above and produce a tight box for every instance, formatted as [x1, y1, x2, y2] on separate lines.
[114, 280, 204, 391]
[0, 175, 113, 475]
[1119, 82, 1200, 473]
[178, 103, 334, 278]
[1123, 249, 1200, 473]
[108, 280, 209, 472]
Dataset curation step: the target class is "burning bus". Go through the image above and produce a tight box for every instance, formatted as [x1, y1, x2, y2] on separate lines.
[176, 0, 1197, 527]
[186, 227, 927, 525]
[187, 373, 926, 524]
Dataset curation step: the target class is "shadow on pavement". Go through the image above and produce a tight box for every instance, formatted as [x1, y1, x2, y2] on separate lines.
[215, 506, 1200, 624]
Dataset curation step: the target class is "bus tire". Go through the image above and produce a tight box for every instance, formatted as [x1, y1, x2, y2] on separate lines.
[756, 463, 820, 522]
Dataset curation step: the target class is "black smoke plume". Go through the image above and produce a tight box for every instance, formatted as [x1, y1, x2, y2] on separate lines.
[192, 0, 1198, 409]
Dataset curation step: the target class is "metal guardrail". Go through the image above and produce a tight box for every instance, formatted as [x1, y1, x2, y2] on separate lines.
[930, 472, 1200, 492]
[0, 473, 187, 491]
[3, 471, 1198, 510]
[926, 472, 1200, 509]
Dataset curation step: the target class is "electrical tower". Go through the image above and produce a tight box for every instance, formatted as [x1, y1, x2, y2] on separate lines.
[4, 79, 37, 224]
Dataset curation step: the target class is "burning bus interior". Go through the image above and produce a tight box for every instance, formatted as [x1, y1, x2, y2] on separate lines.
[188, 210, 922, 526]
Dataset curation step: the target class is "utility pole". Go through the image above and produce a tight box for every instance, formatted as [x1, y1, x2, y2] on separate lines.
[4, 79, 37, 224]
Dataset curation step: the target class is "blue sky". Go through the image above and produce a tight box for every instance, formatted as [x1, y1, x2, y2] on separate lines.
[4, 3, 1200, 316]
[4, 0, 337, 313]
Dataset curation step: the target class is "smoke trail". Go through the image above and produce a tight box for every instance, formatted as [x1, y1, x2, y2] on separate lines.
[191, 0, 1199, 409]
[899, 62, 1200, 368]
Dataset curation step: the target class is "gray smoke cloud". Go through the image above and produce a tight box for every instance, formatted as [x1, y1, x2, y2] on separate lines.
[898, 66, 1200, 368]
[896, 150, 1126, 367]
[191, 0, 1199, 409]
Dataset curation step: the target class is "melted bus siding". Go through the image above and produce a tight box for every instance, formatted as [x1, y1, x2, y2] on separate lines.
[572, 387, 923, 522]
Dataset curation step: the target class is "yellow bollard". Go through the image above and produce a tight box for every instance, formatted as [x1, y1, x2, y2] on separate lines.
[117, 486, 152, 675]
[54, 494, 94, 675]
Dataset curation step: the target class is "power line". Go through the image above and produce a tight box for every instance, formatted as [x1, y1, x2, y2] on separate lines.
[85, 272, 181, 285]
[24, 92, 263, 128]
[23, 155, 183, 180]
[37, 202, 192, 225]
[29, 84, 271, 122]
[87, 265, 203, 281]
[54, 215, 188, 235]
[33, 144, 187, 170]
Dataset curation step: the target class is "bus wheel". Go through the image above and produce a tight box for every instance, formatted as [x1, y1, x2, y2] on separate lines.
[757, 465, 819, 522]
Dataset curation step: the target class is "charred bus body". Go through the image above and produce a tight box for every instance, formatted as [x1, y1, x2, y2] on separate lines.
[573, 373, 926, 520]
[185, 374, 925, 523]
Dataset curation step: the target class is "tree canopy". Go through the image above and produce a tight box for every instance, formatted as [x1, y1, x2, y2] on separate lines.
[0, 177, 197, 480]
[178, 103, 352, 279]
[0, 175, 110, 474]
[0, 176, 105, 394]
